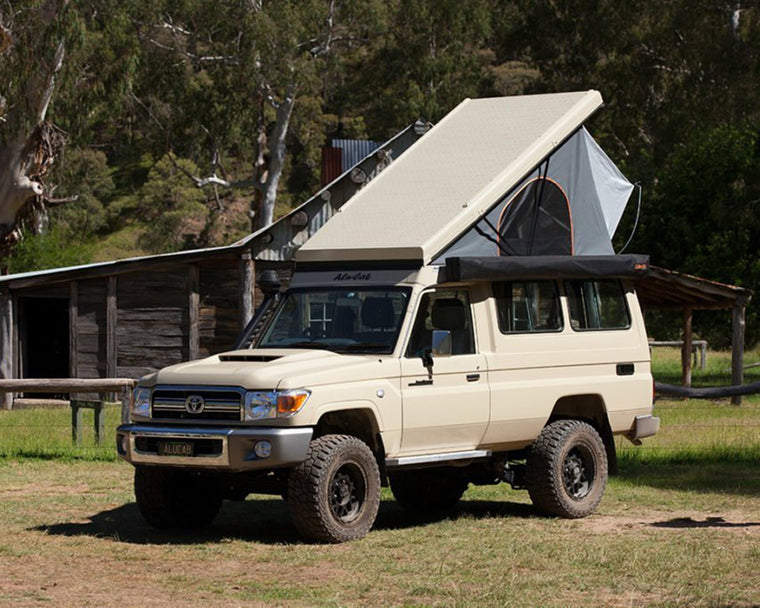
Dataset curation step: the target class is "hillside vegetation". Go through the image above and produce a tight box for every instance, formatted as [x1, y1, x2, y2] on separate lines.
[2, 1, 760, 343]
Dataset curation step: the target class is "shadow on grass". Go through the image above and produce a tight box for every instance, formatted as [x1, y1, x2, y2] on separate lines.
[652, 516, 760, 529]
[617, 454, 760, 497]
[31, 497, 537, 546]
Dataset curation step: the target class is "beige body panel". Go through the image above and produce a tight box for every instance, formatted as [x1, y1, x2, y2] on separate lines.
[136, 268, 654, 460]
[477, 286, 652, 450]
[399, 354, 489, 455]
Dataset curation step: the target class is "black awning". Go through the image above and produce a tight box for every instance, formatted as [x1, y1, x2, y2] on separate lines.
[444, 254, 650, 282]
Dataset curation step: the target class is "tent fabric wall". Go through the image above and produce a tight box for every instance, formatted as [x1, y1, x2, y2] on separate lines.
[435, 128, 634, 262]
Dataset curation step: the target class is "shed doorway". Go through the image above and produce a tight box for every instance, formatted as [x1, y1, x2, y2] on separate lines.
[19, 297, 69, 391]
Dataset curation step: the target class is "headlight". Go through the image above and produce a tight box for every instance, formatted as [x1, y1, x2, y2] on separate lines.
[244, 391, 277, 420]
[244, 389, 310, 421]
[131, 387, 151, 418]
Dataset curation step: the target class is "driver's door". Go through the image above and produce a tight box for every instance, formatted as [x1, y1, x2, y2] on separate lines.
[399, 290, 489, 455]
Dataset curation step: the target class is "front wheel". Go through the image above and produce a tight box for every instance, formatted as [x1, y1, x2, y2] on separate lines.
[134, 467, 222, 529]
[287, 434, 381, 543]
[526, 420, 608, 518]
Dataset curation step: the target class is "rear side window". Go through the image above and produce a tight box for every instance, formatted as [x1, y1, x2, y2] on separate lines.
[565, 280, 630, 330]
[494, 281, 562, 333]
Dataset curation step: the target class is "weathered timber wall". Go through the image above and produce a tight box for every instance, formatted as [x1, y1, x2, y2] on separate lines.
[77, 279, 107, 379]
[199, 258, 241, 358]
[0, 290, 13, 409]
[116, 269, 189, 379]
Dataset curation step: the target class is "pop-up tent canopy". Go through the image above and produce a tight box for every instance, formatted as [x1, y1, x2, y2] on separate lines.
[436, 127, 632, 260]
[296, 90, 634, 265]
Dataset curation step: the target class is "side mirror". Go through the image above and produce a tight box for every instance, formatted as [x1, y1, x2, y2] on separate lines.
[431, 329, 452, 358]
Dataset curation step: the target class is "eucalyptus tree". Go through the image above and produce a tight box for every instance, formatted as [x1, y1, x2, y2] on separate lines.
[0, 0, 71, 261]
[131, 0, 385, 231]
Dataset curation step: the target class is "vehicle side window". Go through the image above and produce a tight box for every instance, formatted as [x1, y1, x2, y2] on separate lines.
[565, 280, 630, 330]
[494, 281, 562, 333]
[405, 290, 475, 357]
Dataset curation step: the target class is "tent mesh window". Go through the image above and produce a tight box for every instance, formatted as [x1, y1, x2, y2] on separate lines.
[497, 177, 572, 256]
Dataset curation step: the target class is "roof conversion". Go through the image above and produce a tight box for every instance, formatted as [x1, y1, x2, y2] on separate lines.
[296, 90, 605, 264]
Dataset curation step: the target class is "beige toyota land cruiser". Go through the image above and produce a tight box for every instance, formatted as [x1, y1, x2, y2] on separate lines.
[116, 90, 660, 543]
[117, 258, 658, 543]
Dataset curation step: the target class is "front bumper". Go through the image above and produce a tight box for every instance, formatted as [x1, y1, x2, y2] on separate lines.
[116, 424, 313, 472]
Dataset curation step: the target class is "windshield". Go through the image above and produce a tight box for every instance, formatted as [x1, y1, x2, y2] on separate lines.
[256, 288, 411, 354]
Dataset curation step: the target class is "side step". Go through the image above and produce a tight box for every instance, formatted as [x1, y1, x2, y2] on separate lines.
[386, 449, 491, 468]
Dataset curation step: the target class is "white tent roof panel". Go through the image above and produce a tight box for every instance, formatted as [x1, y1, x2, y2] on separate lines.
[296, 90, 604, 264]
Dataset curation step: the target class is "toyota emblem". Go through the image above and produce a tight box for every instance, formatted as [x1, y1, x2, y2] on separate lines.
[185, 394, 205, 414]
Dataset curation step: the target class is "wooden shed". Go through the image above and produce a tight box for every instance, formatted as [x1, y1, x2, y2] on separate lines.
[0, 124, 424, 409]
[635, 265, 752, 402]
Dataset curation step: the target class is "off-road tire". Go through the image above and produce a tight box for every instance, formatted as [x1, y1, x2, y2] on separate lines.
[389, 469, 468, 514]
[287, 434, 381, 543]
[526, 419, 608, 519]
[134, 466, 222, 529]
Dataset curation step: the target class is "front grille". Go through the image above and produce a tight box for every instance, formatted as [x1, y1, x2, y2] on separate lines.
[151, 386, 243, 421]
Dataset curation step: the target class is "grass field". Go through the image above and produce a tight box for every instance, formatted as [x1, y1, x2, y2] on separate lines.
[0, 354, 759, 607]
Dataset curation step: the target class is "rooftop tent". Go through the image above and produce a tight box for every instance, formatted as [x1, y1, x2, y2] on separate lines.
[296, 91, 609, 265]
[435, 127, 634, 261]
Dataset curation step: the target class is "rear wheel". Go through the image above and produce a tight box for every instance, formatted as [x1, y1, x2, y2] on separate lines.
[287, 434, 381, 543]
[389, 468, 468, 514]
[134, 466, 222, 529]
[526, 420, 608, 518]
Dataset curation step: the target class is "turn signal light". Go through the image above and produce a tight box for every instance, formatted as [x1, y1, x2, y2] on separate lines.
[277, 390, 310, 415]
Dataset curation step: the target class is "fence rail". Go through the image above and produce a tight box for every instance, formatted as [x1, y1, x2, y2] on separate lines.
[0, 378, 136, 393]
[0, 378, 136, 443]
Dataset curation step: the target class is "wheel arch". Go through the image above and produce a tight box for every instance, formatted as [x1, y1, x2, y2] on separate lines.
[314, 406, 386, 470]
[547, 394, 617, 475]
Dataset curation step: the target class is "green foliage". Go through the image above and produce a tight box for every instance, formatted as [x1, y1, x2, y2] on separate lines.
[49, 148, 114, 240]
[4, 0, 760, 346]
[137, 155, 208, 252]
[6, 224, 92, 273]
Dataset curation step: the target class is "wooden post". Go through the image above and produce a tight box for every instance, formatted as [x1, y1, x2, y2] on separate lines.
[0, 290, 13, 410]
[120, 384, 132, 424]
[71, 401, 84, 445]
[188, 264, 199, 360]
[94, 401, 105, 444]
[70, 399, 105, 445]
[69, 281, 79, 378]
[731, 299, 746, 406]
[681, 307, 693, 388]
[107, 276, 117, 401]
[239, 251, 255, 330]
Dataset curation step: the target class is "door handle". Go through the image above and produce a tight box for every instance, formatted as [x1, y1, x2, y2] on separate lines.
[408, 379, 433, 387]
[466, 374, 480, 382]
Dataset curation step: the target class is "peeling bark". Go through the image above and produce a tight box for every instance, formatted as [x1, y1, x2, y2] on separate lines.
[0, 0, 69, 261]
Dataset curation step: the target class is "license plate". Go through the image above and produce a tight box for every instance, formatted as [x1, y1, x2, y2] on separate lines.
[158, 441, 194, 457]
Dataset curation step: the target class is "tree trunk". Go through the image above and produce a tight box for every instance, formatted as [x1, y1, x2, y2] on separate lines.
[0, 2, 67, 261]
[257, 86, 295, 230]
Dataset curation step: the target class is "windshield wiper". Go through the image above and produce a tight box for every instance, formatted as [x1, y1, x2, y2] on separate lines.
[270, 341, 328, 349]
[338, 342, 392, 352]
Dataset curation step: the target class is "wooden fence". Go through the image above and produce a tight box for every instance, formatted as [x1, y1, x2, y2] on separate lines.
[0, 378, 136, 444]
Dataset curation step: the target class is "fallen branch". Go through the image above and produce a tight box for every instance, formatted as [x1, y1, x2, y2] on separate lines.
[655, 381, 760, 399]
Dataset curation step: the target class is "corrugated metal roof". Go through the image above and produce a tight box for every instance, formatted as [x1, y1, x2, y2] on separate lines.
[296, 91, 603, 264]
[332, 139, 381, 172]
[0, 124, 423, 289]
[321, 146, 342, 186]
